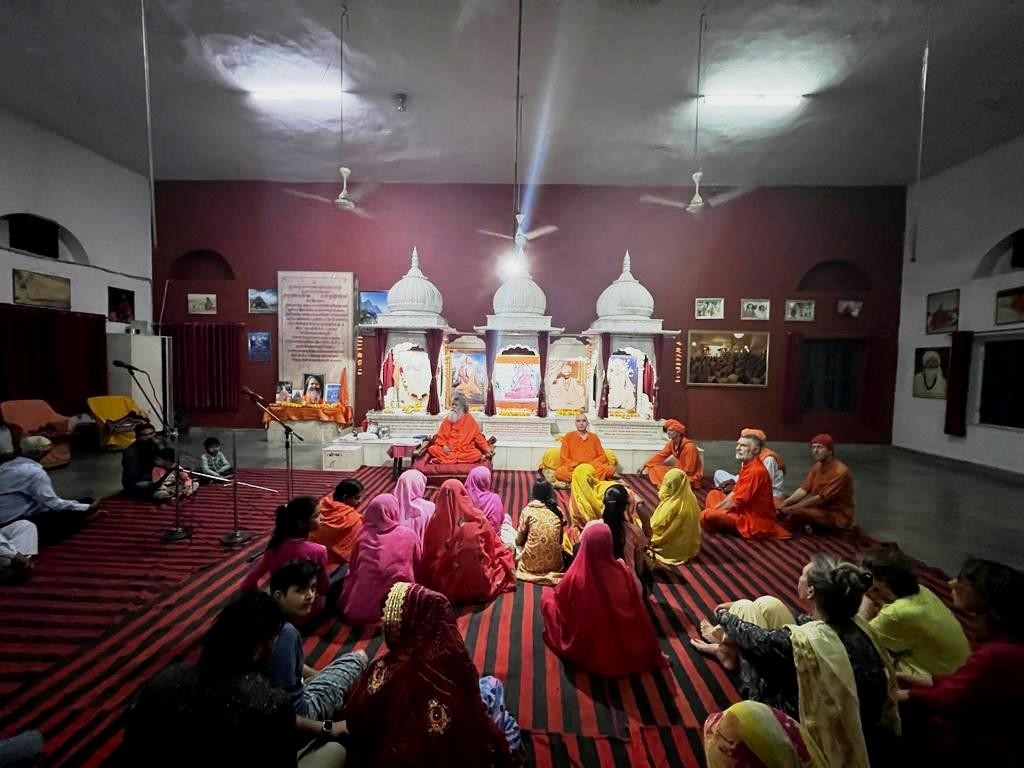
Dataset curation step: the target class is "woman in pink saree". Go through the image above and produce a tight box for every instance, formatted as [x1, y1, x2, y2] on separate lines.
[465, 466, 516, 552]
[394, 469, 435, 542]
[338, 493, 421, 626]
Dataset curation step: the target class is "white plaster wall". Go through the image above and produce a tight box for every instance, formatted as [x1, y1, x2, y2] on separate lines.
[0, 107, 151, 323]
[894, 132, 1024, 474]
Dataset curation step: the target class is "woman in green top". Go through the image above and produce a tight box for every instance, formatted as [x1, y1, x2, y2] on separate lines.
[858, 543, 970, 677]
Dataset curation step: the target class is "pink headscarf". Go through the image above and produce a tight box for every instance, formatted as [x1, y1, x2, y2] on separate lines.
[465, 466, 508, 534]
[394, 469, 435, 541]
[339, 493, 421, 626]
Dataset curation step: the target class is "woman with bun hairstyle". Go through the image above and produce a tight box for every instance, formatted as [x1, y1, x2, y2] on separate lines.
[694, 554, 900, 768]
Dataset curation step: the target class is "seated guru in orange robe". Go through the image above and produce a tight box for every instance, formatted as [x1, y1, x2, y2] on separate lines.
[701, 433, 790, 540]
[555, 414, 615, 484]
[642, 419, 702, 489]
[425, 394, 495, 465]
[778, 434, 855, 531]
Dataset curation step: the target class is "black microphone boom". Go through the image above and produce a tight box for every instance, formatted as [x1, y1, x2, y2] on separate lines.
[241, 386, 265, 402]
[112, 359, 142, 372]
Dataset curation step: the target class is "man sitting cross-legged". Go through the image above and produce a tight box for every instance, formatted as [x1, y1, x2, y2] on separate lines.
[778, 433, 855, 532]
[422, 394, 495, 465]
[553, 413, 616, 488]
[701, 433, 790, 540]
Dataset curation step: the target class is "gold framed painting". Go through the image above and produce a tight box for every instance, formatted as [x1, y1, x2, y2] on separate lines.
[686, 330, 769, 387]
[13, 269, 71, 309]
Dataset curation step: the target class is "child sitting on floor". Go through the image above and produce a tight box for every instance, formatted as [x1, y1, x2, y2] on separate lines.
[265, 559, 368, 723]
[151, 447, 198, 501]
[198, 436, 233, 479]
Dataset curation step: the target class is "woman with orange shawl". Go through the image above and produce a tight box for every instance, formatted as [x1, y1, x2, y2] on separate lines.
[417, 479, 516, 605]
[542, 523, 668, 677]
[310, 478, 363, 568]
[642, 419, 702, 489]
[343, 582, 520, 767]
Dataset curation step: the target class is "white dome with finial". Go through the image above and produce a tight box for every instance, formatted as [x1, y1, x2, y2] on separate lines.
[493, 273, 547, 316]
[386, 247, 443, 316]
[596, 251, 655, 319]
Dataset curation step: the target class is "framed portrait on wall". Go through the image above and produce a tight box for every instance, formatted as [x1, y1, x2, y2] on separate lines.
[248, 288, 278, 314]
[740, 299, 770, 320]
[247, 331, 271, 362]
[695, 297, 725, 320]
[13, 269, 71, 310]
[926, 289, 959, 333]
[359, 291, 389, 327]
[107, 287, 135, 322]
[912, 347, 949, 399]
[995, 285, 1024, 325]
[447, 350, 488, 411]
[837, 299, 863, 318]
[686, 330, 769, 387]
[187, 293, 217, 314]
[785, 299, 815, 322]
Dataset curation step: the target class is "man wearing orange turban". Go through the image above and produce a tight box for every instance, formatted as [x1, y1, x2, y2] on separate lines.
[713, 428, 786, 500]
[641, 419, 702, 489]
[778, 434, 855, 531]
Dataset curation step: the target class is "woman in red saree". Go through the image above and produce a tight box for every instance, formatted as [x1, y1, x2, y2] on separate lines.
[542, 522, 668, 677]
[343, 583, 519, 768]
[418, 479, 516, 605]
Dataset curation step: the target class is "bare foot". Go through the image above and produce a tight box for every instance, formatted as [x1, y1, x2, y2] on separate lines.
[698, 619, 723, 644]
[690, 638, 740, 672]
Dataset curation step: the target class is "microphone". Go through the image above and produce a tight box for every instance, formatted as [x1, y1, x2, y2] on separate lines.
[241, 386, 265, 402]
[113, 359, 142, 372]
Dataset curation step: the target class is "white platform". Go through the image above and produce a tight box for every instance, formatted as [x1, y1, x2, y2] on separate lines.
[322, 443, 364, 471]
[266, 421, 352, 445]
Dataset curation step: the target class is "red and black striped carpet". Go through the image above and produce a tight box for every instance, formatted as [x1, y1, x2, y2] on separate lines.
[0, 467, 958, 767]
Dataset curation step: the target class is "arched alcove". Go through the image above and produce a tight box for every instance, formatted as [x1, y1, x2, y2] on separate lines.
[168, 249, 236, 280]
[796, 259, 872, 292]
[0, 212, 90, 265]
[973, 229, 1024, 279]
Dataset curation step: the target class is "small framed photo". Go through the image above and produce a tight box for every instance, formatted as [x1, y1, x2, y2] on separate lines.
[247, 331, 271, 362]
[275, 381, 293, 403]
[837, 299, 863, 318]
[785, 299, 815, 322]
[695, 297, 725, 320]
[912, 347, 949, 399]
[995, 285, 1024, 325]
[740, 299, 770, 321]
[248, 288, 278, 314]
[926, 289, 959, 334]
[187, 293, 217, 314]
[107, 287, 136, 322]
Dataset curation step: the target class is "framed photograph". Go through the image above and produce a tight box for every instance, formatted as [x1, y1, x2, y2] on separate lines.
[247, 331, 271, 362]
[912, 347, 949, 399]
[13, 269, 71, 310]
[995, 285, 1024, 325]
[784, 299, 815, 322]
[187, 293, 217, 315]
[248, 288, 278, 314]
[275, 380, 293, 403]
[837, 299, 863, 318]
[300, 373, 325, 404]
[359, 291, 389, 326]
[492, 352, 541, 414]
[695, 297, 725, 320]
[740, 299, 770, 321]
[324, 383, 341, 404]
[448, 350, 488, 411]
[546, 359, 589, 414]
[686, 330, 769, 387]
[107, 287, 135, 322]
[926, 289, 959, 334]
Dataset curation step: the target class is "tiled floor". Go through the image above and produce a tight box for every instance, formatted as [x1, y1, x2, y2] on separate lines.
[47, 430, 1024, 576]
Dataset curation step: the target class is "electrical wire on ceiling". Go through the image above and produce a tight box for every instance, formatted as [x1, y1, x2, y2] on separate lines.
[140, 0, 157, 248]
[692, 8, 706, 170]
[512, 0, 524, 227]
[908, 0, 932, 264]
[339, 2, 349, 168]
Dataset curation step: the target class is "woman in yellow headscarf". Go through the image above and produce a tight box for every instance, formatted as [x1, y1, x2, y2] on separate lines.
[649, 468, 702, 565]
[562, 463, 617, 555]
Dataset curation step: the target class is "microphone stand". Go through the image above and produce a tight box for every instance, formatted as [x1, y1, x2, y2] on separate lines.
[162, 457, 191, 542]
[243, 388, 303, 498]
[122, 365, 174, 439]
[220, 429, 254, 547]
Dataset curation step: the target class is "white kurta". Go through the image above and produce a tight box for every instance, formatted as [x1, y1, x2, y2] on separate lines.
[714, 455, 785, 497]
[0, 519, 39, 563]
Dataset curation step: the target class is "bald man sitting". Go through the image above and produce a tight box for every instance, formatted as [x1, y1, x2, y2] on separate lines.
[778, 434, 855, 532]
[554, 413, 616, 486]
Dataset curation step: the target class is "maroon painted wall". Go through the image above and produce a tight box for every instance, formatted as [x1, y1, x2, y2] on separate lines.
[152, 182, 904, 442]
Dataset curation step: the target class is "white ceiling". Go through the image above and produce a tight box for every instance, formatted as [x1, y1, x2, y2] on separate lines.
[2, 0, 1024, 185]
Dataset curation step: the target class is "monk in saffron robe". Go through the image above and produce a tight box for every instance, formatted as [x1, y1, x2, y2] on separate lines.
[555, 414, 615, 484]
[425, 394, 494, 464]
[713, 427, 786, 499]
[642, 419, 702, 489]
[778, 434, 855, 531]
[701, 434, 790, 540]
[310, 477, 364, 567]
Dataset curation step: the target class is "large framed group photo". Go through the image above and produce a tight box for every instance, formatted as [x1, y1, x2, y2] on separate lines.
[686, 330, 770, 387]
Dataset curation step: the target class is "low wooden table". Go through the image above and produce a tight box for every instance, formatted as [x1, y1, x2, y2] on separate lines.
[386, 440, 420, 479]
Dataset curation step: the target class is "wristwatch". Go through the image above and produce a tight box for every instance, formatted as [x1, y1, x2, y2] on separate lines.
[321, 720, 333, 736]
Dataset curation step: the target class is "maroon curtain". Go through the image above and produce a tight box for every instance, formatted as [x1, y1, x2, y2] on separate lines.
[0, 304, 107, 415]
[484, 330, 498, 416]
[537, 331, 549, 417]
[374, 328, 388, 410]
[860, 335, 896, 426]
[380, 350, 395, 410]
[425, 329, 443, 415]
[944, 330, 974, 437]
[651, 334, 665, 420]
[160, 323, 241, 410]
[782, 332, 803, 423]
[597, 332, 613, 418]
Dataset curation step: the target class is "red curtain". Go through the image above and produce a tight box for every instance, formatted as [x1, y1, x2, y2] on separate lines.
[651, 334, 665, 420]
[0, 304, 107, 415]
[537, 331, 549, 417]
[380, 350, 395, 410]
[944, 330, 974, 437]
[426, 329, 443, 415]
[782, 332, 803, 423]
[160, 323, 241, 410]
[374, 328, 388, 410]
[484, 330, 498, 416]
[598, 332, 613, 418]
[860, 335, 896, 426]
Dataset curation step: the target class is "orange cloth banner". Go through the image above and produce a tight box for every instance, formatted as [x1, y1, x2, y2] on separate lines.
[262, 403, 353, 426]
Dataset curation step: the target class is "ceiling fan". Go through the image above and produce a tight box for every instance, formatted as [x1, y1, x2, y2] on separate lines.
[283, 167, 378, 218]
[477, 0, 558, 252]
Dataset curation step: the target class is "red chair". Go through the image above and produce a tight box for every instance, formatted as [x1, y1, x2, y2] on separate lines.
[0, 399, 72, 468]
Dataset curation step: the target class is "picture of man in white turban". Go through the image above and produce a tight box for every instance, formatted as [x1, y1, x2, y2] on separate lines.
[912, 348, 948, 399]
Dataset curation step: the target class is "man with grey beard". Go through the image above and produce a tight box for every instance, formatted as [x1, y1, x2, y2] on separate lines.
[425, 395, 495, 464]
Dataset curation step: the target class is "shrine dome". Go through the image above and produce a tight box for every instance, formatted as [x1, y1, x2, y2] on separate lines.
[493, 274, 547, 316]
[595, 251, 654, 319]
[386, 247, 443, 315]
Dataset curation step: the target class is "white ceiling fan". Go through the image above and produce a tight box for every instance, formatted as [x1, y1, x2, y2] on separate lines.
[478, 213, 558, 249]
[283, 167, 378, 218]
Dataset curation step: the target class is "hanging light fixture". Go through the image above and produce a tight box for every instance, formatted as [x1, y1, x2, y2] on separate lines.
[908, 0, 932, 264]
